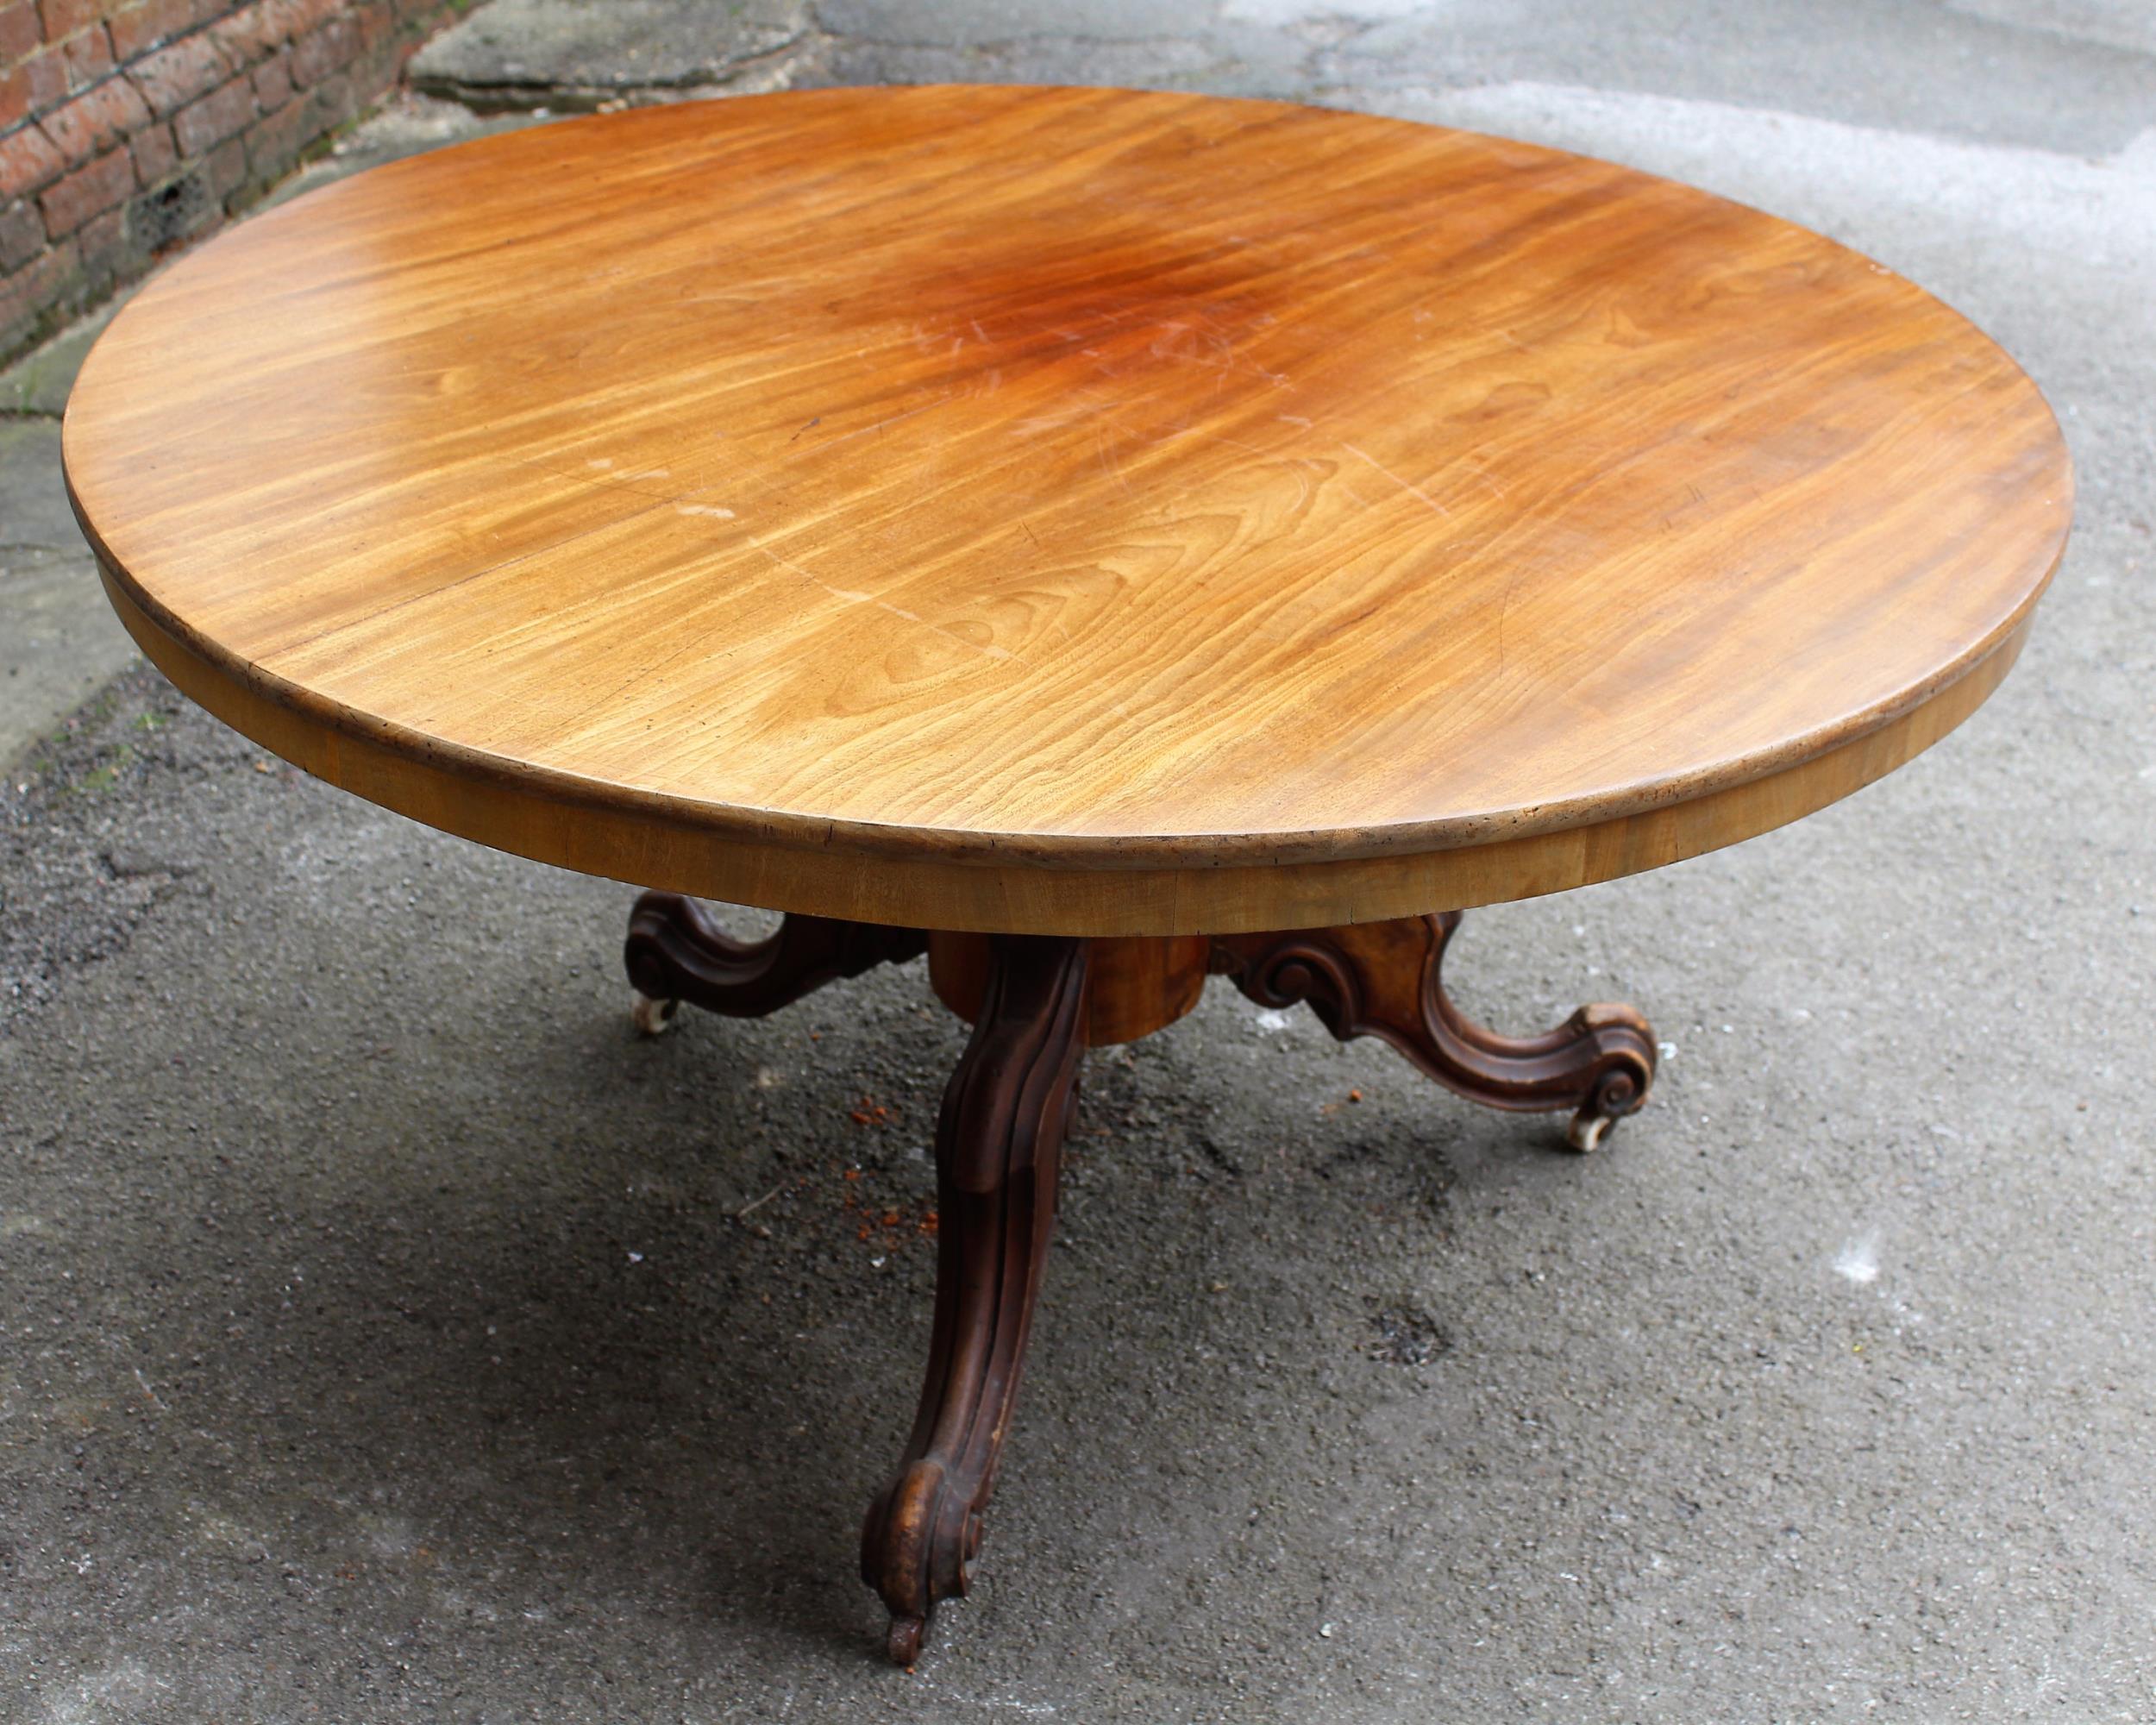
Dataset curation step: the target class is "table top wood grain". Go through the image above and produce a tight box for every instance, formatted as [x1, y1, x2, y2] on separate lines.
[63, 85, 2071, 934]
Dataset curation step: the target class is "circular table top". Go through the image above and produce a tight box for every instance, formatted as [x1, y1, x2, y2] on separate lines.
[64, 85, 2071, 935]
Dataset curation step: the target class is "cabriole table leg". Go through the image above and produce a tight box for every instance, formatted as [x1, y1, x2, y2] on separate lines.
[860, 933, 1089, 1666]
[623, 890, 927, 1032]
[1211, 911, 1658, 1151]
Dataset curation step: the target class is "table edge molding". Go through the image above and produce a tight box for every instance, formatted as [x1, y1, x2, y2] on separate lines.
[92, 552, 2034, 935]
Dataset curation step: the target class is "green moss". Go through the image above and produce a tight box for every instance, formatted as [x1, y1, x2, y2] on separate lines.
[70, 743, 134, 794]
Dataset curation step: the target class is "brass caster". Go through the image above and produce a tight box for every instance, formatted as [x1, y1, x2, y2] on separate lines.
[1565, 1108, 1612, 1152]
[1565, 1062, 1647, 1151]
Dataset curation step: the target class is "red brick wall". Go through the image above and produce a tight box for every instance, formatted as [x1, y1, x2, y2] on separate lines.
[1, 0, 459, 361]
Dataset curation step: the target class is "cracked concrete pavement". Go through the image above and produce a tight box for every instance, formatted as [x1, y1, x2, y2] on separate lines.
[3, 1, 2155, 1718]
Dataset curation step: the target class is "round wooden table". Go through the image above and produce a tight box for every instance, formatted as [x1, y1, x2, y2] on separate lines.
[63, 85, 2070, 1664]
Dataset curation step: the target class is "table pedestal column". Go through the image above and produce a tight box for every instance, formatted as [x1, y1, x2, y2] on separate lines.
[623, 893, 1657, 1663]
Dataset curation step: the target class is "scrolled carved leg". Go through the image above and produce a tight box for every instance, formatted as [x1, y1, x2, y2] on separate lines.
[861, 934, 1089, 1665]
[1211, 912, 1656, 1151]
[622, 890, 926, 1032]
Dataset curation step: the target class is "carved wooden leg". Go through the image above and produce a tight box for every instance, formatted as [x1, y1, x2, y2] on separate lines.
[861, 934, 1089, 1666]
[622, 890, 927, 1032]
[1212, 912, 1656, 1151]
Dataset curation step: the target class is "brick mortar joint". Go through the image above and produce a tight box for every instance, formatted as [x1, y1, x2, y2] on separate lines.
[5, 1, 457, 362]
[3, 0, 420, 153]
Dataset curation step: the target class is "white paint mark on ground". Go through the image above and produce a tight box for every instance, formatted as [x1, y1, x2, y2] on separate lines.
[1834, 1231, 1883, 1285]
[1252, 1009, 1294, 1033]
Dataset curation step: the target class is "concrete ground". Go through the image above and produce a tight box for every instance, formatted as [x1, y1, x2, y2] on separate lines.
[3, 2, 2154, 1718]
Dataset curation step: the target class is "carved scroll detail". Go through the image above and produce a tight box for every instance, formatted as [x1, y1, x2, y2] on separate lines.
[860, 934, 1089, 1665]
[1211, 912, 1656, 1150]
[623, 890, 926, 1032]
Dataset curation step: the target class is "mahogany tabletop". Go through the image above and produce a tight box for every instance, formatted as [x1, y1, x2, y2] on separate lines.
[62, 85, 2071, 935]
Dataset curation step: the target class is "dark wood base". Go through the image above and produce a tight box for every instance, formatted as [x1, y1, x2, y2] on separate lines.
[1210, 914, 1656, 1152]
[623, 893, 1657, 1665]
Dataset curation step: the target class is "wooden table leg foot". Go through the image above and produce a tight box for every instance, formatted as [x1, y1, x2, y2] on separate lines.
[887, 1614, 927, 1668]
[622, 890, 926, 1027]
[1212, 912, 1657, 1149]
[1554, 1002, 1658, 1151]
[861, 934, 1089, 1664]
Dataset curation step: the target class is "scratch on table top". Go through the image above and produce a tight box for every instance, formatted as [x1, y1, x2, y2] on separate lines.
[813, 398, 943, 449]
[743, 532, 1016, 663]
[1340, 442, 1451, 518]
